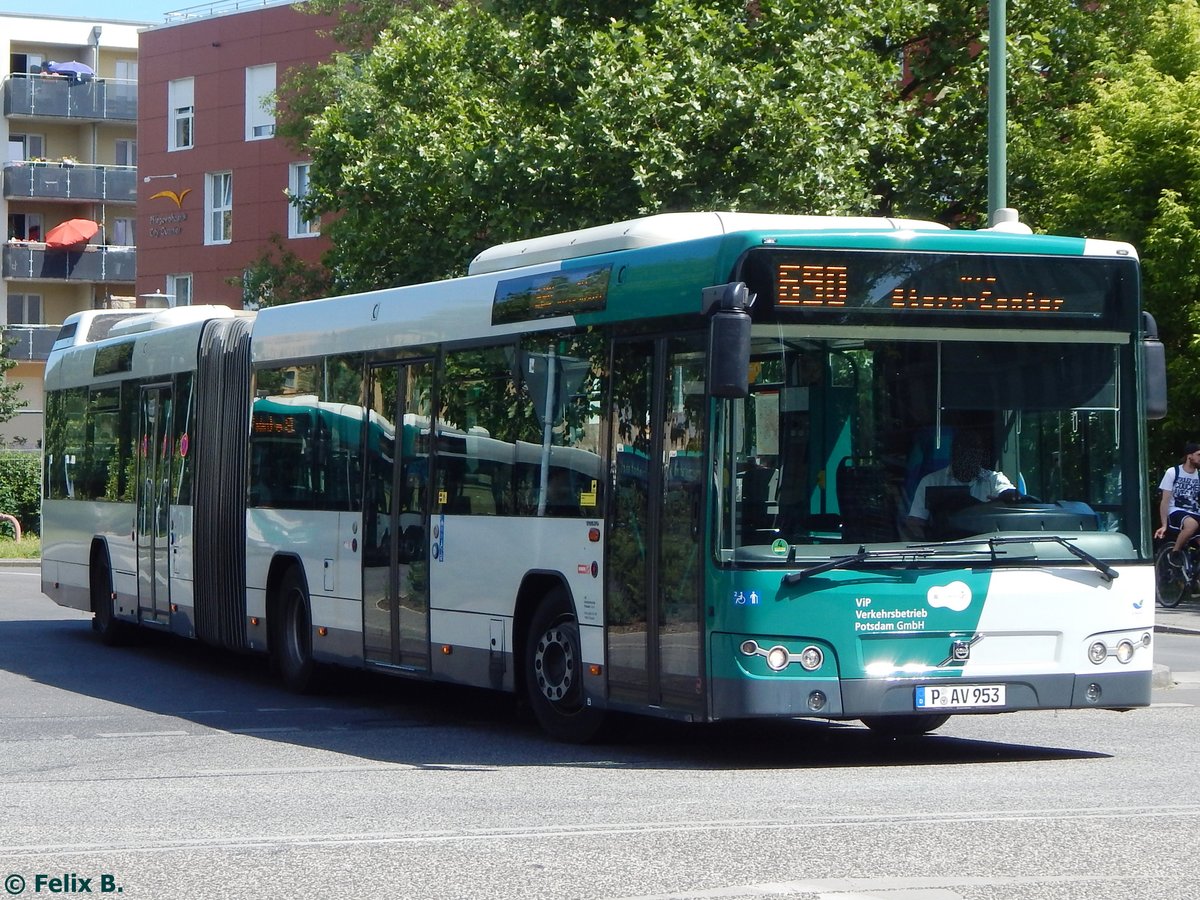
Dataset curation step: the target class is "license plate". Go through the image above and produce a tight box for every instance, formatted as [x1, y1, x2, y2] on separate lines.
[914, 684, 1006, 710]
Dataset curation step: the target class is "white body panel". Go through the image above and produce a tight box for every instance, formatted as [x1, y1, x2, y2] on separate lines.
[966, 566, 1155, 678]
[430, 514, 605, 660]
[40, 499, 135, 613]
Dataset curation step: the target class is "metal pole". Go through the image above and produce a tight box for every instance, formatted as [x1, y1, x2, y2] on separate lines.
[987, 0, 1007, 224]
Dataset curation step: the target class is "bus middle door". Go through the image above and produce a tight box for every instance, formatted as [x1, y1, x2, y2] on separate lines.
[136, 383, 173, 625]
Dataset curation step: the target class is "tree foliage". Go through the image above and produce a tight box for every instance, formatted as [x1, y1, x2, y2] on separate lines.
[285, 0, 920, 289]
[1012, 0, 1200, 467]
[0, 337, 26, 428]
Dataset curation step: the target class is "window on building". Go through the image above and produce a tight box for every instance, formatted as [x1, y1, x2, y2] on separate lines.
[7, 133, 45, 161]
[114, 59, 138, 81]
[9, 53, 44, 75]
[205, 171, 232, 244]
[115, 139, 137, 168]
[7, 293, 43, 325]
[7, 212, 43, 242]
[245, 64, 277, 140]
[288, 162, 318, 238]
[168, 78, 195, 151]
[111, 218, 135, 246]
[167, 274, 192, 308]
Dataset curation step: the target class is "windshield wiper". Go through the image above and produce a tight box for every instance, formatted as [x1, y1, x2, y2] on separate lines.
[779, 535, 1119, 587]
[780, 545, 977, 586]
[983, 535, 1119, 582]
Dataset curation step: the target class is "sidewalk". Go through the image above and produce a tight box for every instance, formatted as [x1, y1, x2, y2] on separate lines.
[1154, 599, 1200, 635]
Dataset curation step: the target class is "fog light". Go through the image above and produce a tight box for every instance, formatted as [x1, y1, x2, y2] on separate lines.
[1115, 640, 1135, 664]
[1088, 641, 1108, 665]
[766, 645, 791, 671]
[1085, 682, 1102, 703]
[799, 646, 823, 671]
[807, 690, 827, 711]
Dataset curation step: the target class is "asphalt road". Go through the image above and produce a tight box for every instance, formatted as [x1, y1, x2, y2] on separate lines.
[2, 568, 1199, 900]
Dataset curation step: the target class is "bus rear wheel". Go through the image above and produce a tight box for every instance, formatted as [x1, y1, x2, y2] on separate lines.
[860, 714, 951, 736]
[274, 567, 318, 693]
[90, 548, 126, 646]
[524, 587, 604, 743]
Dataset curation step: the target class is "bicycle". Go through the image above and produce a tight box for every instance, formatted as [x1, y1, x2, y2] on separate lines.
[1154, 532, 1200, 608]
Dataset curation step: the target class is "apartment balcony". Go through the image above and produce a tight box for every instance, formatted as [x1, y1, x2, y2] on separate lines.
[2, 243, 135, 283]
[1, 325, 57, 362]
[3, 161, 137, 204]
[3, 74, 137, 122]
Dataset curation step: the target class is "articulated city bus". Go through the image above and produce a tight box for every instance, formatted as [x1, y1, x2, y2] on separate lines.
[42, 212, 1164, 740]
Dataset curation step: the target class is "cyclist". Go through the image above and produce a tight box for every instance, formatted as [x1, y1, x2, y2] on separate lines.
[1155, 441, 1200, 567]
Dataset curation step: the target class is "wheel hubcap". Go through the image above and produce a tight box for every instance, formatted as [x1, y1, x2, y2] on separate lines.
[534, 625, 576, 703]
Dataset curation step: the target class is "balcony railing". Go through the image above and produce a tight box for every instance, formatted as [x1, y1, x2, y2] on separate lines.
[2, 74, 137, 122]
[3, 162, 137, 203]
[1, 325, 58, 362]
[2, 243, 135, 283]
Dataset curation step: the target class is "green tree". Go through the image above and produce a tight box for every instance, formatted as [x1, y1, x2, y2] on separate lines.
[234, 234, 332, 308]
[1012, 0, 1200, 467]
[0, 336, 26, 429]
[283, 0, 919, 290]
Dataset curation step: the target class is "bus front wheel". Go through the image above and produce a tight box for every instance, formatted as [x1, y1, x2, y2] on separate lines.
[524, 587, 604, 743]
[274, 567, 318, 693]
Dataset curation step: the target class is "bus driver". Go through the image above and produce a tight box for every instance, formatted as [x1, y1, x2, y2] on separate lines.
[905, 431, 1015, 538]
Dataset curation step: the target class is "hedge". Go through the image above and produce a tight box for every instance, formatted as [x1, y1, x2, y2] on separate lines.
[0, 451, 40, 537]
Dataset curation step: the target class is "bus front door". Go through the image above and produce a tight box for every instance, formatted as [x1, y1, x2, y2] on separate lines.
[606, 336, 706, 715]
[136, 384, 173, 625]
[363, 360, 433, 671]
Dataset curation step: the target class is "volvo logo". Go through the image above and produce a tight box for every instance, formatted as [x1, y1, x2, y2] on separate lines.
[939, 635, 984, 667]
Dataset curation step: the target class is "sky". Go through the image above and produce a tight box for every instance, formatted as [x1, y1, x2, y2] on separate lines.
[0, 0, 199, 25]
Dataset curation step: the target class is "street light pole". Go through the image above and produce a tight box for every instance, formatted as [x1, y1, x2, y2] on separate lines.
[987, 0, 1007, 224]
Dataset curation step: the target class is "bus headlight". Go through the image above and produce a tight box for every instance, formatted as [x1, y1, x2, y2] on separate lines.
[1088, 641, 1108, 665]
[799, 646, 823, 671]
[1115, 640, 1136, 664]
[766, 645, 791, 672]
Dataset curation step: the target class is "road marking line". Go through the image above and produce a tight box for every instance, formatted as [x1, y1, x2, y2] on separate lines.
[95, 730, 189, 738]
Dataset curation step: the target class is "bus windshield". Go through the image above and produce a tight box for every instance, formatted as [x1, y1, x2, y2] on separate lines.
[714, 331, 1133, 559]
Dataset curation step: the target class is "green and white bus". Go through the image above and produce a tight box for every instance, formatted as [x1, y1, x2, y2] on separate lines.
[42, 211, 1164, 740]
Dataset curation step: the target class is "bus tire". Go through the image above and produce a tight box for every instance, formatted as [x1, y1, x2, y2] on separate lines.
[274, 566, 318, 694]
[90, 548, 126, 646]
[524, 587, 604, 743]
[860, 714, 951, 736]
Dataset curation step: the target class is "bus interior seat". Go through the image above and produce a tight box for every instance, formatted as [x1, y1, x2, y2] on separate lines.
[740, 460, 776, 535]
[836, 456, 897, 543]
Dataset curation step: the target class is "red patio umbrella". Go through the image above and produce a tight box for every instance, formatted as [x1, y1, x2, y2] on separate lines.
[43, 218, 99, 249]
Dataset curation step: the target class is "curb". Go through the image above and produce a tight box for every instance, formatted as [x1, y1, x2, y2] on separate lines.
[0, 558, 38, 569]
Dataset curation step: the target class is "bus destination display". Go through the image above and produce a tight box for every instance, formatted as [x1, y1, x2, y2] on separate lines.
[768, 251, 1120, 320]
[492, 263, 610, 325]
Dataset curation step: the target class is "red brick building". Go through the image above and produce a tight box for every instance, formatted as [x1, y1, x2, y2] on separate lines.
[136, 1, 337, 308]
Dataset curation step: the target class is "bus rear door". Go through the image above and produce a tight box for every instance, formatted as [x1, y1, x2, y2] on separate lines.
[363, 360, 433, 671]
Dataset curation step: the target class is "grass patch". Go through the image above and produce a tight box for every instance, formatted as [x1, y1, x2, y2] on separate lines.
[0, 535, 40, 559]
